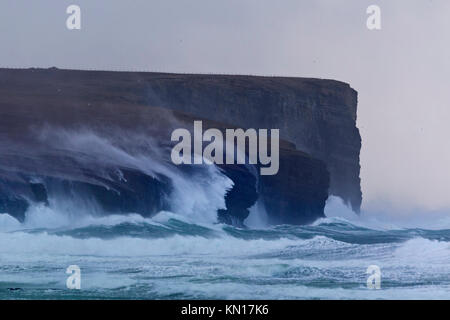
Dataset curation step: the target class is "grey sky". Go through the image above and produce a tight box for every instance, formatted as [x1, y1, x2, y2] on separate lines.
[1, 0, 449, 215]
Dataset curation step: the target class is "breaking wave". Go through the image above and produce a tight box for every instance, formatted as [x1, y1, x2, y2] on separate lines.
[0, 127, 448, 299]
[0, 199, 449, 299]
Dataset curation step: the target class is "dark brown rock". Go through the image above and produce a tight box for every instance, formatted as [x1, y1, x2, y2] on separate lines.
[0, 67, 354, 225]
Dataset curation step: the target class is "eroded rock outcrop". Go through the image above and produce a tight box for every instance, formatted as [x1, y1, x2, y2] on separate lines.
[142, 74, 361, 212]
[0, 67, 358, 225]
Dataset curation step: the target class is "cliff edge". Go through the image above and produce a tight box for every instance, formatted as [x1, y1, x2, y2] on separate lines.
[0, 67, 361, 225]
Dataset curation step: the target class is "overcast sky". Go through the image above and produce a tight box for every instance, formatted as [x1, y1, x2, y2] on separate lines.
[1, 0, 449, 216]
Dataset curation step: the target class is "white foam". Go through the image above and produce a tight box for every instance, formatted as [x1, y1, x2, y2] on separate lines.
[0, 229, 303, 259]
[0, 213, 21, 231]
[394, 237, 450, 265]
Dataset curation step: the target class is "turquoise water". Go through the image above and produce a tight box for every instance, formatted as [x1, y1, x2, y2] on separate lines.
[0, 209, 449, 300]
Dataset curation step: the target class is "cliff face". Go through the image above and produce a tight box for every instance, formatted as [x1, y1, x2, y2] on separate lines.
[12, 68, 359, 211]
[0, 68, 359, 225]
[142, 74, 362, 212]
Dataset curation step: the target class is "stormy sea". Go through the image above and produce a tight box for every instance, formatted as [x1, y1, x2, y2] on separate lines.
[0, 196, 448, 300]
[0, 68, 448, 300]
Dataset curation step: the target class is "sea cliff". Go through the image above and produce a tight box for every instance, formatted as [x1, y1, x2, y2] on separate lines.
[0, 68, 360, 225]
